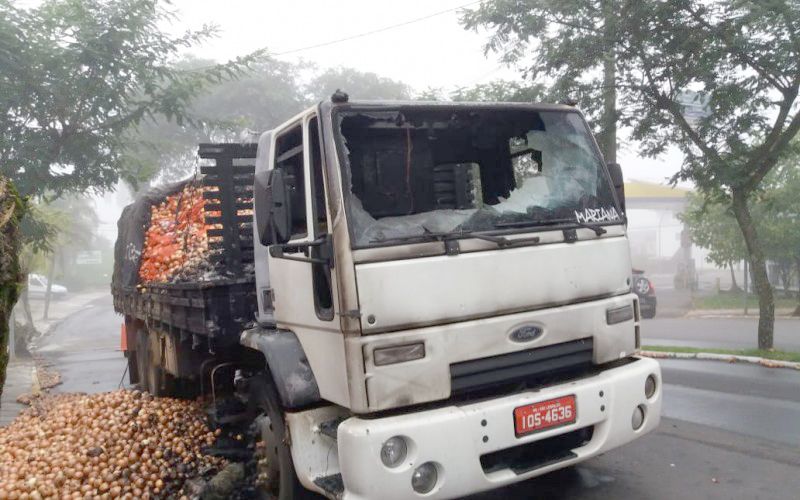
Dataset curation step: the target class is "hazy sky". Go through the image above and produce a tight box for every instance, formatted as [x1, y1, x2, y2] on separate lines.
[92, 0, 684, 239]
[166, 0, 682, 185]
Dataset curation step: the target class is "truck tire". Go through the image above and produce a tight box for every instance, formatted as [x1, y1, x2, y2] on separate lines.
[250, 374, 315, 500]
[135, 328, 175, 397]
[135, 329, 151, 393]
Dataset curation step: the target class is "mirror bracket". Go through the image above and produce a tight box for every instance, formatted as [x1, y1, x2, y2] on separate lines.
[269, 234, 334, 267]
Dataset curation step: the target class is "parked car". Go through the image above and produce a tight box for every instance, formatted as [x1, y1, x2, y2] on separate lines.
[632, 269, 657, 319]
[27, 273, 68, 299]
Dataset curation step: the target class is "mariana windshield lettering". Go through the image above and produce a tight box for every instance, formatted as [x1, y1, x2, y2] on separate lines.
[574, 207, 620, 223]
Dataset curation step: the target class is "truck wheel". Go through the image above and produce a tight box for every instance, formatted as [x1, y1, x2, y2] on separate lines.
[135, 330, 151, 393]
[147, 361, 176, 397]
[136, 328, 175, 397]
[250, 374, 313, 500]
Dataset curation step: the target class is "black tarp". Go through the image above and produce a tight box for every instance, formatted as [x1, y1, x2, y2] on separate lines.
[111, 180, 190, 291]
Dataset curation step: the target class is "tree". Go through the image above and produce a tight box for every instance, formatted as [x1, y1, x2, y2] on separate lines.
[465, 0, 800, 349]
[760, 164, 800, 311]
[0, 0, 263, 200]
[679, 194, 746, 292]
[0, 176, 24, 392]
[460, 0, 621, 161]
[308, 67, 411, 102]
[451, 80, 545, 102]
[127, 57, 306, 186]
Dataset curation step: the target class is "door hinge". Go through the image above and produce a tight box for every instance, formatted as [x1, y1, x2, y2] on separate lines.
[338, 309, 361, 319]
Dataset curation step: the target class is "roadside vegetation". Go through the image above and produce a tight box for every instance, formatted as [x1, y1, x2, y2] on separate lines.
[643, 345, 800, 363]
[693, 294, 797, 311]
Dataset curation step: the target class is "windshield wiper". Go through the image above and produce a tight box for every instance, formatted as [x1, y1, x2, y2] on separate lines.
[371, 229, 540, 248]
[369, 231, 451, 245]
[465, 231, 541, 248]
[494, 218, 609, 236]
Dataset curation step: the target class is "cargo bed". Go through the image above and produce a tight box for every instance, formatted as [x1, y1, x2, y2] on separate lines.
[112, 143, 258, 349]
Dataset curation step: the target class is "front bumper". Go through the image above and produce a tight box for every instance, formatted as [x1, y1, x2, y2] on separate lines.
[337, 356, 661, 500]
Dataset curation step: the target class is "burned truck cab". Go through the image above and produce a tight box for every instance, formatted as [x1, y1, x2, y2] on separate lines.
[248, 98, 661, 499]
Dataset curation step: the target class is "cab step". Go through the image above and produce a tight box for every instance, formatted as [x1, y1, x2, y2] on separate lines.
[313, 473, 344, 499]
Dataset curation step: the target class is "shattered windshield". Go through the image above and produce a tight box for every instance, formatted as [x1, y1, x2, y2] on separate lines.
[335, 107, 621, 247]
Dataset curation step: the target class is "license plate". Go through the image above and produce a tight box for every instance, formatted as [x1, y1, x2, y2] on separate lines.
[514, 395, 577, 436]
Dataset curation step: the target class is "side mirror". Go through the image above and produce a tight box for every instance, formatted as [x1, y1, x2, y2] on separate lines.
[255, 169, 292, 246]
[606, 162, 626, 214]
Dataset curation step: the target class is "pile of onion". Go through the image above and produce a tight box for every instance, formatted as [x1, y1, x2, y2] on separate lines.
[0, 391, 225, 499]
[138, 184, 221, 283]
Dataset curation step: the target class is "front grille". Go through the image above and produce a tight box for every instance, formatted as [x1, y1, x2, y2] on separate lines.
[449, 338, 594, 397]
[480, 426, 594, 475]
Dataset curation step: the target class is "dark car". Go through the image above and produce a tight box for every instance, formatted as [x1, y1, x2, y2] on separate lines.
[632, 269, 657, 319]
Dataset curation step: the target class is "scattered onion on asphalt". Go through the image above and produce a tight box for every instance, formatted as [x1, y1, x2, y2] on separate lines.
[0, 391, 225, 499]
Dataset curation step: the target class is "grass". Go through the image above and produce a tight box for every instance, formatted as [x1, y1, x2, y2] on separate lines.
[692, 293, 798, 310]
[642, 345, 800, 363]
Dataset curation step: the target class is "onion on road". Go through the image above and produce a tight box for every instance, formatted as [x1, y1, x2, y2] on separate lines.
[0, 391, 225, 499]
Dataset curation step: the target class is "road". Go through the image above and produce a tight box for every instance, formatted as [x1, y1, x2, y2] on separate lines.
[642, 317, 800, 351]
[34, 297, 800, 499]
[35, 294, 128, 394]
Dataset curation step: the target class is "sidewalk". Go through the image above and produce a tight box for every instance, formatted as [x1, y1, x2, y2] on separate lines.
[1, 287, 111, 426]
[0, 357, 36, 426]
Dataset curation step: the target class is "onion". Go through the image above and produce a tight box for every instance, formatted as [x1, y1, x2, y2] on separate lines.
[0, 391, 226, 498]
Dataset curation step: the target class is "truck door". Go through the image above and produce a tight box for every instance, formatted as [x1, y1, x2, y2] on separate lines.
[267, 113, 349, 406]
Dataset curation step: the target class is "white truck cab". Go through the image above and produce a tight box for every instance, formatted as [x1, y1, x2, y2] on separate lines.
[242, 97, 661, 499]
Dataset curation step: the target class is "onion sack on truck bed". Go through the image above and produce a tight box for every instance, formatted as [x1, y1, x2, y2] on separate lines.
[138, 183, 221, 283]
[0, 391, 225, 500]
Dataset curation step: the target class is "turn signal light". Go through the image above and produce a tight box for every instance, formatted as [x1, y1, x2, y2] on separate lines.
[606, 304, 634, 325]
[374, 342, 426, 366]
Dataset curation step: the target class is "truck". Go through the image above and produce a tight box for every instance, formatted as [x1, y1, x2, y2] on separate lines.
[112, 95, 662, 500]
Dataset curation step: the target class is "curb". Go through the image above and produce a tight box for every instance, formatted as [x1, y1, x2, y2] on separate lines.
[640, 350, 800, 370]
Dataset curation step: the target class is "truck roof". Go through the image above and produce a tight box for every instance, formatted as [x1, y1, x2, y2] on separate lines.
[321, 99, 577, 112]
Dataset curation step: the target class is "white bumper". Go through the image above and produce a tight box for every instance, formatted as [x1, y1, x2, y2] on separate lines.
[337, 357, 661, 500]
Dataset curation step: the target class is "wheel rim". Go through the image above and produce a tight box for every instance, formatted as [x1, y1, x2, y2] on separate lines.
[254, 414, 281, 494]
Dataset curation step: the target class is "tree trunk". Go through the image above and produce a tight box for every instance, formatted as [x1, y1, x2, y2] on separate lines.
[600, 0, 617, 163]
[794, 256, 800, 317]
[731, 193, 774, 349]
[728, 260, 741, 292]
[42, 251, 56, 320]
[21, 285, 34, 329]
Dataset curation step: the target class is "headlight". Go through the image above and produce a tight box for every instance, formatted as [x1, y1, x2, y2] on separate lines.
[645, 374, 657, 399]
[380, 436, 407, 468]
[411, 462, 438, 494]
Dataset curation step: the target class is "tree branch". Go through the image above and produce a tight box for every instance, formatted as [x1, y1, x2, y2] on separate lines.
[744, 108, 800, 192]
[683, 5, 789, 93]
[635, 58, 724, 166]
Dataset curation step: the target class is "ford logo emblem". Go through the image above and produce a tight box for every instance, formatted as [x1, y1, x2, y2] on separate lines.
[510, 325, 543, 343]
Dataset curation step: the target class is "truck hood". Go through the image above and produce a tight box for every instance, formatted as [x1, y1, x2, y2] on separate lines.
[354, 232, 632, 334]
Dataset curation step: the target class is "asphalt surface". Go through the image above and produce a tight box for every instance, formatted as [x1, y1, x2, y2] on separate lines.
[642, 317, 800, 351]
[33, 296, 800, 499]
[35, 294, 128, 394]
